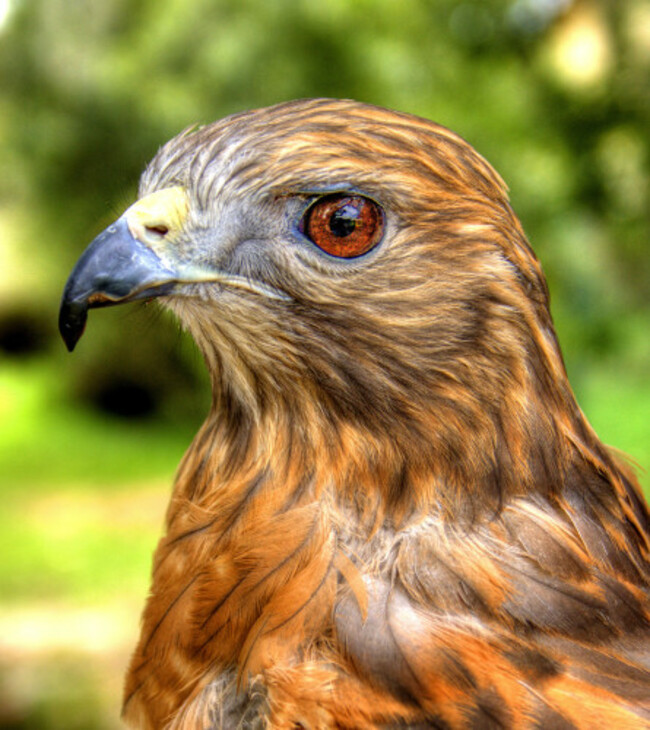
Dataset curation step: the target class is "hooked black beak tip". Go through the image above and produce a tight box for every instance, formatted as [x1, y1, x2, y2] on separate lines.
[59, 298, 88, 352]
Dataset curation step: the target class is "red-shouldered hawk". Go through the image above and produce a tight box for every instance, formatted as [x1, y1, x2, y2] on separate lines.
[60, 99, 650, 729]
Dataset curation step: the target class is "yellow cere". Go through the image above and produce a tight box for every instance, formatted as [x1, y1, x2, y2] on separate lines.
[124, 186, 189, 249]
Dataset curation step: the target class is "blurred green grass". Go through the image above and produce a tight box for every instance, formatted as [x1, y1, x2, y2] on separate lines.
[0, 360, 196, 492]
[0, 355, 189, 729]
[0, 356, 194, 602]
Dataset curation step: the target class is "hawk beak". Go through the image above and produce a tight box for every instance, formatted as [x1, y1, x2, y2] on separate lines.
[59, 187, 189, 352]
[58, 216, 179, 352]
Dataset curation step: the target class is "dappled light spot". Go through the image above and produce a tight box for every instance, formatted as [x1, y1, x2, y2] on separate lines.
[26, 486, 168, 532]
[0, 603, 139, 656]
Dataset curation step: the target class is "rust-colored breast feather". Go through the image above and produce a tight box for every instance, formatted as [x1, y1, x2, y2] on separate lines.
[61, 99, 650, 729]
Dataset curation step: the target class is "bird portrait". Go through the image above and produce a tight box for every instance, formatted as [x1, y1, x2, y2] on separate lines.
[59, 99, 650, 729]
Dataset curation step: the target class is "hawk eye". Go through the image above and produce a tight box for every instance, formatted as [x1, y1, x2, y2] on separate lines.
[302, 194, 384, 258]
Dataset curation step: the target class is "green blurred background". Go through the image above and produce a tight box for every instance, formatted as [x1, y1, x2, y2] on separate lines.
[0, 0, 648, 727]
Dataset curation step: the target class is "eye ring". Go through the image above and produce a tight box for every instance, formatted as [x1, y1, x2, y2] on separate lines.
[301, 194, 384, 258]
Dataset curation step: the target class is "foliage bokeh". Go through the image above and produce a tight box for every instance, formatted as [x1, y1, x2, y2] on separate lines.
[0, 1, 648, 727]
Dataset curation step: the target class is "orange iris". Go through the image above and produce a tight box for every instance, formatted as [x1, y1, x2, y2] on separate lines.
[303, 194, 384, 258]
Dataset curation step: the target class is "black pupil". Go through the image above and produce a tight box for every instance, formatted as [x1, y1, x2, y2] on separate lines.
[329, 203, 360, 237]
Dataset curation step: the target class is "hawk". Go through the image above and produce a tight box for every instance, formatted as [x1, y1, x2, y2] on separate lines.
[60, 99, 650, 729]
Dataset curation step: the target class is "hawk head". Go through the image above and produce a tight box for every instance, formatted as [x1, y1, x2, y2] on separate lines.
[60, 99, 591, 519]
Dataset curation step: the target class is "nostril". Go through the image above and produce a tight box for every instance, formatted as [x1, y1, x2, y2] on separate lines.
[145, 224, 169, 236]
